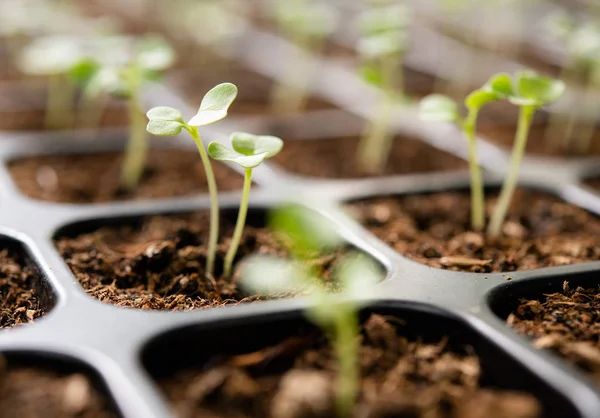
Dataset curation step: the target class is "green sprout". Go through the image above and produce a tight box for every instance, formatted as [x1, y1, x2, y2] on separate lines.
[17, 35, 83, 129]
[270, 0, 338, 114]
[487, 71, 565, 237]
[355, 1, 410, 173]
[146, 83, 239, 277]
[79, 34, 176, 191]
[208, 132, 283, 278]
[241, 204, 381, 417]
[543, 12, 600, 152]
[419, 73, 510, 230]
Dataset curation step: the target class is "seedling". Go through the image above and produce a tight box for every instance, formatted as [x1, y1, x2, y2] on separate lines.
[356, 0, 410, 173]
[17, 35, 83, 129]
[208, 132, 283, 278]
[419, 73, 510, 230]
[241, 204, 381, 417]
[487, 71, 565, 237]
[146, 83, 239, 277]
[270, 0, 338, 114]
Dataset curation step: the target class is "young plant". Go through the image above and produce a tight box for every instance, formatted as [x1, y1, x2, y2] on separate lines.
[270, 0, 338, 114]
[207, 132, 283, 278]
[355, 0, 410, 173]
[17, 35, 83, 129]
[419, 73, 509, 230]
[487, 71, 565, 237]
[241, 204, 382, 417]
[146, 83, 239, 278]
[79, 34, 176, 191]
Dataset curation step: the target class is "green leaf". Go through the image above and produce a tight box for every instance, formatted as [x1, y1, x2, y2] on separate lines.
[270, 204, 344, 256]
[230, 132, 284, 157]
[419, 94, 459, 122]
[147, 106, 183, 122]
[146, 120, 184, 136]
[357, 30, 407, 58]
[188, 82, 238, 126]
[69, 59, 100, 87]
[485, 73, 513, 97]
[136, 34, 176, 71]
[515, 70, 565, 106]
[207, 142, 269, 169]
[239, 255, 307, 295]
[360, 64, 383, 87]
[465, 89, 502, 110]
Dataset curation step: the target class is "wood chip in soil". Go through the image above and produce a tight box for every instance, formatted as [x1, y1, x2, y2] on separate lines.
[0, 359, 117, 418]
[478, 122, 600, 157]
[508, 281, 600, 387]
[160, 314, 541, 418]
[273, 136, 466, 179]
[8, 149, 244, 204]
[0, 248, 46, 329]
[54, 211, 363, 310]
[346, 188, 600, 273]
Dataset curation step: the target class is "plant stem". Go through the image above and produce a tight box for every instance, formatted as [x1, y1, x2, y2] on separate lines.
[571, 64, 600, 153]
[77, 87, 110, 131]
[463, 109, 485, 230]
[45, 73, 74, 130]
[224, 168, 252, 278]
[119, 85, 147, 191]
[333, 307, 359, 418]
[189, 127, 220, 278]
[487, 105, 535, 238]
[356, 55, 398, 173]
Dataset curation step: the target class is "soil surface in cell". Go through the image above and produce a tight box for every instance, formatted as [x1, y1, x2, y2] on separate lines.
[273, 136, 466, 178]
[508, 282, 600, 387]
[0, 360, 117, 418]
[347, 189, 600, 273]
[160, 314, 541, 418]
[479, 122, 600, 157]
[584, 178, 600, 193]
[0, 248, 46, 329]
[55, 211, 360, 310]
[9, 149, 244, 204]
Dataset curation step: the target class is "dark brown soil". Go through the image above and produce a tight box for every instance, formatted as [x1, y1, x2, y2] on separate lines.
[584, 178, 600, 193]
[0, 103, 129, 131]
[54, 211, 355, 310]
[8, 149, 244, 204]
[273, 136, 467, 178]
[160, 314, 541, 418]
[0, 359, 117, 418]
[0, 248, 46, 329]
[479, 122, 600, 157]
[346, 189, 600, 273]
[508, 282, 600, 387]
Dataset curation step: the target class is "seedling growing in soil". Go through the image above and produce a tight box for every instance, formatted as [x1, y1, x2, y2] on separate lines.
[17, 35, 83, 129]
[419, 73, 509, 230]
[356, 0, 410, 173]
[270, 0, 338, 113]
[487, 71, 565, 237]
[208, 132, 283, 278]
[146, 83, 239, 277]
[241, 204, 381, 417]
[80, 34, 175, 191]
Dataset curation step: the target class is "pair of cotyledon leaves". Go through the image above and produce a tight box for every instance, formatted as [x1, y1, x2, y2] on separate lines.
[420, 71, 566, 123]
[146, 83, 283, 169]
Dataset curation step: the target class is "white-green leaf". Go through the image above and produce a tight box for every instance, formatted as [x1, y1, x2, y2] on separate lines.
[239, 255, 306, 294]
[207, 142, 269, 169]
[146, 120, 184, 136]
[230, 132, 284, 157]
[188, 83, 238, 126]
[419, 94, 459, 122]
[18, 35, 83, 75]
[136, 34, 176, 71]
[335, 254, 382, 303]
[515, 70, 565, 106]
[147, 106, 183, 122]
[357, 30, 407, 58]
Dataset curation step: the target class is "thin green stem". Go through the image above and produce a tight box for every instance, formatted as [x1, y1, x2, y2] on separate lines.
[487, 105, 536, 238]
[333, 307, 359, 418]
[188, 127, 220, 277]
[463, 109, 485, 231]
[45, 73, 74, 130]
[119, 84, 147, 191]
[224, 168, 252, 278]
[77, 88, 110, 131]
